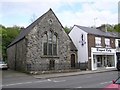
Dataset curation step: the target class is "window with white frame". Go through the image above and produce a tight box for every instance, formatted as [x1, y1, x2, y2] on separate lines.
[105, 38, 110, 48]
[95, 37, 101, 47]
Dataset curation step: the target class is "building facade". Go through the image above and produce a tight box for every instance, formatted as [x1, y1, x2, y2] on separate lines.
[69, 25, 119, 70]
[115, 38, 120, 62]
[7, 9, 78, 73]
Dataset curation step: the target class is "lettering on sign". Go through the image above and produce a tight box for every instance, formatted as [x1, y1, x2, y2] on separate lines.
[96, 48, 111, 52]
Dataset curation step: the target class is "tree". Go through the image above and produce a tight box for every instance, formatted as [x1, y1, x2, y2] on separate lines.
[98, 24, 120, 32]
[114, 24, 120, 32]
[64, 26, 71, 34]
[30, 14, 37, 23]
[1, 25, 21, 61]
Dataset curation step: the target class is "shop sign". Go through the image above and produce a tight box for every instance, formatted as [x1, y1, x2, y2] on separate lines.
[91, 48, 115, 53]
[96, 48, 111, 52]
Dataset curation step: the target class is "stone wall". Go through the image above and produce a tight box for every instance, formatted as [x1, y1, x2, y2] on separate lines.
[7, 9, 77, 72]
[7, 39, 27, 72]
[7, 44, 16, 70]
[25, 10, 72, 71]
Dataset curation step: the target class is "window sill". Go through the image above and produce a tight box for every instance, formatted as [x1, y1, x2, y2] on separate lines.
[105, 47, 111, 48]
[95, 46, 102, 48]
[41, 55, 59, 58]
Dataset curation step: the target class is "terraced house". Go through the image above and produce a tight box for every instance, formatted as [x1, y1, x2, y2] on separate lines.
[69, 25, 120, 70]
[7, 9, 78, 73]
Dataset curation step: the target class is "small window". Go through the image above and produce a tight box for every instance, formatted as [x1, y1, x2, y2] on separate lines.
[95, 37, 101, 47]
[105, 38, 110, 48]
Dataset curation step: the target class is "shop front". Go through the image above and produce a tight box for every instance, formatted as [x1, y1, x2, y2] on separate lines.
[116, 52, 120, 61]
[91, 47, 117, 70]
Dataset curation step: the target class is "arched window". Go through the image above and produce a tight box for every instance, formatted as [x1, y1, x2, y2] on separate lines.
[53, 34, 57, 55]
[48, 31, 52, 55]
[42, 31, 57, 56]
[43, 34, 48, 55]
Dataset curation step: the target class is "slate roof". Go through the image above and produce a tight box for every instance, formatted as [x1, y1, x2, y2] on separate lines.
[68, 36, 78, 51]
[75, 25, 119, 38]
[7, 10, 49, 47]
[7, 8, 78, 53]
[8, 8, 63, 48]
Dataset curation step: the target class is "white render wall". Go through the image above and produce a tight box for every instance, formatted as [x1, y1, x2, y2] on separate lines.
[115, 39, 119, 48]
[69, 26, 88, 63]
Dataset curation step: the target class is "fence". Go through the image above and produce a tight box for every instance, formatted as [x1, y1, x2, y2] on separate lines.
[26, 62, 88, 71]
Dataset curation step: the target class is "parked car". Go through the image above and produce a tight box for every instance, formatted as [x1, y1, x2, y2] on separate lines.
[103, 77, 120, 89]
[0, 61, 8, 70]
[117, 60, 120, 71]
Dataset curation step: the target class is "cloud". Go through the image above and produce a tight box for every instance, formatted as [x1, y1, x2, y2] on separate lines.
[0, 0, 118, 27]
[56, 0, 118, 27]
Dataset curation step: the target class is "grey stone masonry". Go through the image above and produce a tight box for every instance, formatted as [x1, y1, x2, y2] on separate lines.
[7, 9, 78, 73]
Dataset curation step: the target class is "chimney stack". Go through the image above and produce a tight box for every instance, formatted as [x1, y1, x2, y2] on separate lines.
[97, 24, 107, 32]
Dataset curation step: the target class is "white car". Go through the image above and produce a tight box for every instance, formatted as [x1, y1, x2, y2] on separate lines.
[0, 61, 8, 70]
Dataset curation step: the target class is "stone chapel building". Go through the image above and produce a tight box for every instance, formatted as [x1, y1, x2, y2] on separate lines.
[7, 9, 78, 73]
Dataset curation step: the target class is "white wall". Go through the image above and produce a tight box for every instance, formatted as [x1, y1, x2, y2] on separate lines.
[69, 26, 88, 63]
[115, 39, 119, 48]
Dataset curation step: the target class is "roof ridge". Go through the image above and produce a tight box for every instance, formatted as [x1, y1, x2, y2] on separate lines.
[74, 25, 118, 38]
[7, 8, 52, 47]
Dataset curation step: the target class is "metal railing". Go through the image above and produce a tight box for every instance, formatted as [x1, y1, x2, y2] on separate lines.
[26, 62, 88, 71]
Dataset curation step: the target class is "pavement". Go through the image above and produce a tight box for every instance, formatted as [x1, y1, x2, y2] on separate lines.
[2, 68, 117, 79]
[33, 68, 117, 79]
[2, 69, 30, 78]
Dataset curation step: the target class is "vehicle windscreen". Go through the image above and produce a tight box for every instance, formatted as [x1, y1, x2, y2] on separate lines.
[115, 78, 120, 84]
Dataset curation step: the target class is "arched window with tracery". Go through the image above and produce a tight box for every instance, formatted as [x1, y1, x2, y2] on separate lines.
[43, 33, 48, 55]
[48, 31, 52, 55]
[42, 31, 57, 56]
[53, 34, 57, 55]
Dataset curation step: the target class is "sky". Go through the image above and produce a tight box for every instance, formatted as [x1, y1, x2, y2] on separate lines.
[0, 0, 119, 28]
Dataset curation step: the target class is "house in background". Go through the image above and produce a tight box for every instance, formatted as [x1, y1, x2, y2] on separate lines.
[69, 25, 118, 70]
[115, 35, 120, 62]
[7, 9, 78, 73]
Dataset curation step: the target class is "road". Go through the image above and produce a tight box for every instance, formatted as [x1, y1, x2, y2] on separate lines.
[2, 70, 119, 89]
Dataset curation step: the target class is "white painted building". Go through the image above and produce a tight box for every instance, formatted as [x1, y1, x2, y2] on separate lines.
[69, 25, 118, 70]
[115, 38, 120, 61]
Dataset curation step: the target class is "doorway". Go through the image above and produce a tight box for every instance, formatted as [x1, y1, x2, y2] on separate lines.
[49, 60, 55, 70]
[71, 54, 75, 68]
[97, 55, 102, 67]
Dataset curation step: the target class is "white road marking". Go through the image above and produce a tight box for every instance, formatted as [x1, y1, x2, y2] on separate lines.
[47, 79, 52, 81]
[2, 80, 49, 87]
[53, 80, 66, 82]
[75, 86, 82, 88]
[33, 80, 50, 83]
[2, 82, 29, 87]
[2, 79, 66, 87]
[100, 81, 112, 85]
